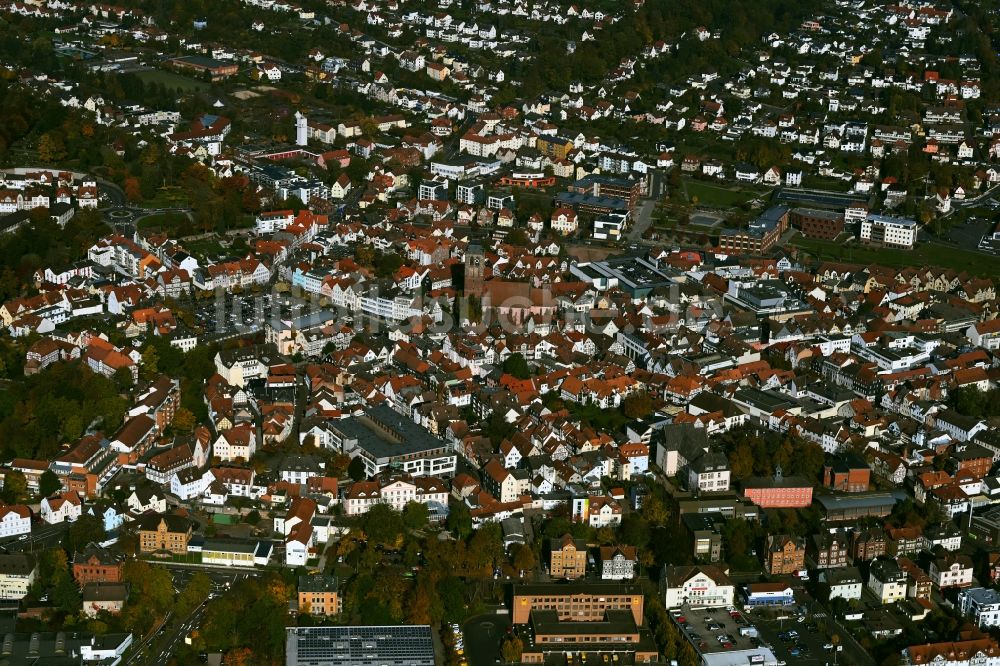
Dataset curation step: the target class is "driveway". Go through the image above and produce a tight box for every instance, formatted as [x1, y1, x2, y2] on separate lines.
[628, 198, 656, 241]
[463, 613, 510, 666]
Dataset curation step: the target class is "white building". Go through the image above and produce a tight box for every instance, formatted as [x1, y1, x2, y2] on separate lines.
[663, 564, 735, 609]
[959, 587, 1000, 629]
[820, 567, 863, 602]
[0, 554, 36, 600]
[40, 493, 82, 524]
[860, 214, 917, 249]
[0, 506, 31, 537]
[170, 468, 215, 501]
[600, 546, 637, 580]
[343, 476, 449, 517]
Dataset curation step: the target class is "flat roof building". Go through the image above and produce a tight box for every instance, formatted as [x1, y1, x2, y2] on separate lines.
[285, 625, 434, 666]
[328, 405, 457, 478]
[512, 581, 645, 625]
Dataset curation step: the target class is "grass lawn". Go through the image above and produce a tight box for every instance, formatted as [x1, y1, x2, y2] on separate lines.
[185, 238, 227, 258]
[137, 212, 188, 230]
[133, 69, 208, 92]
[790, 235, 1000, 278]
[138, 187, 190, 209]
[567, 402, 630, 432]
[684, 179, 762, 208]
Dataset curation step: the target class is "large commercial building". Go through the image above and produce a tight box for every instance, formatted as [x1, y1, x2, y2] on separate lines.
[327, 405, 457, 478]
[860, 214, 917, 249]
[511, 582, 644, 625]
[520, 610, 661, 664]
[285, 626, 435, 666]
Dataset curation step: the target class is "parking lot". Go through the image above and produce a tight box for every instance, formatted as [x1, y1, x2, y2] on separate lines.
[945, 216, 993, 252]
[750, 610, 867, 666]
[671, 605, 766, 656]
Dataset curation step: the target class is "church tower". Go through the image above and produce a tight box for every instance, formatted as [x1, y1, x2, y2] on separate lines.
[295, 111, 308, 146]
[464, 243, 484, 297]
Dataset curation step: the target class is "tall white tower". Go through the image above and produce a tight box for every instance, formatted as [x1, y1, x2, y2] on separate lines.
[295, 111, 308, 146]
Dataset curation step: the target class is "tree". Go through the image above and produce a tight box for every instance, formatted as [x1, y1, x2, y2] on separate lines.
[53, 574, 82, 613]
[222, 647, 254, 666]
[177, 572, 212, 616]
[113, 367, 134, 392]
[68, 514, 106, 551]
[641, 493, 670, 526]
[510, 544, 535, 573]
[172, 407, 196, 433]
[505, 228, 529, 246]
[124, 177, 143, 203]
[348, 457, 367, 482]
[447, 502, 473, 540]
[729, 444, 754, 480]
[501, 353, 531, 379]
[38, 470, 61, 499]
[402, 501, 429, 530]
[362, 503, 404, 547]
[38, 132, 66, 163]
[1, 470, 27, 503]
[501, 636, 523, 663]
[140, 345, 159, 380]
[622, 391, 654, 419]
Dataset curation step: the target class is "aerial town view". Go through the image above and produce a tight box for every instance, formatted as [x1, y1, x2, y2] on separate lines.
[6, 0, 1000, 664]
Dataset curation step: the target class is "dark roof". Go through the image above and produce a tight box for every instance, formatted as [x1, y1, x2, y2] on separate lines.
[0, 554, 34, 576]
[137, 513, 191, 534]
[298, 574, 339, 593]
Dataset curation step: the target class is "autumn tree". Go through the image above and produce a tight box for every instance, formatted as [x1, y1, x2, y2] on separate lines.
[729, 444, 754, 480]
[623, 391, 655, 419]
[38, 132, 66, 163]
[641, 493, 670, 526]
[222, 647, 254, 666]
[500, 636, 524, 663]
[172, 407, 196, 433]
[124, 177, 143, 203]
[510, 544, 535, 573]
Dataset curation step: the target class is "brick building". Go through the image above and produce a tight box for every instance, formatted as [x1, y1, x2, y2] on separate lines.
[823, 453, 872, 493]
[790, 207, 845, 240]
[766, 535, 805, 575]
[742, 468, 813, 509]
[72, 546, 123, 586]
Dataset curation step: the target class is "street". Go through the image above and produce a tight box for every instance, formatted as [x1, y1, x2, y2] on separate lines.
[125, 564, 261, 665]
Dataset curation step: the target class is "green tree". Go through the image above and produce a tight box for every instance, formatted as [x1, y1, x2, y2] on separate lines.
[38, 470, 62, 498]
[1, 470, 27, 503]
[68, 514, 106, 551]
[501, 353, 531, 379]
[177, 572, 212, 616]
[362, 503, 404, 547]
[140, 345, 159, 380]
[348, 457, 367, 482]
[447, 502, 473, 540]
[402, 501, 429, 531]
